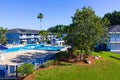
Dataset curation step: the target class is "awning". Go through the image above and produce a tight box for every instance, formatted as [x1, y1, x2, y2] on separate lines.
[0, 45, 8, 50]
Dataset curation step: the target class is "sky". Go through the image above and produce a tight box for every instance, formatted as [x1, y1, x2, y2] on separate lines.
[0, 0, 120, 30]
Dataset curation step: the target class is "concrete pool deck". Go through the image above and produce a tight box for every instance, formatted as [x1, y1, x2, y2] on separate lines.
[0, 45, 69, 66]
[0, 50, 58, 66]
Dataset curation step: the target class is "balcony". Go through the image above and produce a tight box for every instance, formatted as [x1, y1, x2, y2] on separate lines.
[20, 35, 39, 39]
[34, 36, 38, 38]
[30, 35, 35, 38]
[109, 38, 120, 43]
[110, 41, 120, 43]
[19, 36, 27, 39]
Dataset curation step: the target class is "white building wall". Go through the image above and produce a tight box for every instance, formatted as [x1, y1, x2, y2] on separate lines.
[108, 33, 120, 51]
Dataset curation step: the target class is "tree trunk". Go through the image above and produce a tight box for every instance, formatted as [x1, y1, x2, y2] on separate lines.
[80, 49, 82, 61]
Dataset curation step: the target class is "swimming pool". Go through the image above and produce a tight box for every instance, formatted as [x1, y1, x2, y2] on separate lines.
[0, 44, 64, 53]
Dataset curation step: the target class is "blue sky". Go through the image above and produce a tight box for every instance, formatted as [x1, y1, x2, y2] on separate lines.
[0, 0, 120, 30]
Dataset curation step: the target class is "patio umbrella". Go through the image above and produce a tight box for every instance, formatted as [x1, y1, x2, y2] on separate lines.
[0, 45, 8, 50]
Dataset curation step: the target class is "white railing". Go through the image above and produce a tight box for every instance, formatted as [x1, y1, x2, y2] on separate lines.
[19, 36, 27, 38]
[110, 41, 120, 43]
[19, 35, 57, 39]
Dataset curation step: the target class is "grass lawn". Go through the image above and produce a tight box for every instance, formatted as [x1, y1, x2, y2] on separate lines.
[35, 51, 120, 80]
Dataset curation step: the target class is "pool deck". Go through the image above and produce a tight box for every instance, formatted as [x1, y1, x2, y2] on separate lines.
[6, 44, 25, 48]
[0, 45, 69, 66]
[0, 50, 58, 66]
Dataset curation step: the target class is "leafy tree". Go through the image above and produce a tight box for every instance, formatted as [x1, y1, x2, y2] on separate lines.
[48, 25, 69, 38]
[37, 13, 44, 30]
[66, 7, 109, 61]
[0, 27, 7, 45]
[39, 30, 49, 42]
[48, 25, 64, 33]
[103, 10, 120, 25]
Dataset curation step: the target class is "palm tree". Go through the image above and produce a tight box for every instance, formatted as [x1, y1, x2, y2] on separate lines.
[37, 13, 44, 30]
[39, 30, 48, 43]
[0, 27, 7, 45]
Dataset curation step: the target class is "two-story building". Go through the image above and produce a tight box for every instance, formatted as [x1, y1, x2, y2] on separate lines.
[6, 28, 57, 44]
[107, 25, 120, 52]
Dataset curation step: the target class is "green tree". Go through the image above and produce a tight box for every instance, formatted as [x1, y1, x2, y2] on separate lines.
[48, 25, 69, 38]
[39, 30, 49, 42]
[37, 13, 44, 30]
[103, 10, 120, 25]
[66, 7, 109, 61]
[0, 27, 7, 45]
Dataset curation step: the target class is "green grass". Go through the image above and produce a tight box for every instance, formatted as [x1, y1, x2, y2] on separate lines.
[35, 51, 120, 80]
[93, 51, 120, 65]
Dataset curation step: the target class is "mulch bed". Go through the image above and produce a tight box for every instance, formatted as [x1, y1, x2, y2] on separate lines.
[66, 56, 96, 65]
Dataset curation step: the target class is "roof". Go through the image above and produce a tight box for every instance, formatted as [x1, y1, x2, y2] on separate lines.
[7, 28, 40, 34]
[108, 25, 120, 32]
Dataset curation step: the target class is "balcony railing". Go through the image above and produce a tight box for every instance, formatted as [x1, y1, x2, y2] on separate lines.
[20, 35, 35, 39]
[19, 36, 27, 39]
[19, 35, 57, 39]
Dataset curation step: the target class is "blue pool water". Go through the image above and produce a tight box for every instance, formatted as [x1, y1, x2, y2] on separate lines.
[0, 44, 64, 53]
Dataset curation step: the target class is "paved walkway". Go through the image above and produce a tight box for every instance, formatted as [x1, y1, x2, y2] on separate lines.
[0, 50, 58, 65]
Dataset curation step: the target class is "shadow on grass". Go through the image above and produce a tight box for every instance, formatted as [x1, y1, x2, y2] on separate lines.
[109, 55, 120, 60]
[94, 51, 103, 54]
[94, 50, 109, 54]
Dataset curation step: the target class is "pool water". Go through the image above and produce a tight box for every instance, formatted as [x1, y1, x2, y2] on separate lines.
[0, 44, 64, 53]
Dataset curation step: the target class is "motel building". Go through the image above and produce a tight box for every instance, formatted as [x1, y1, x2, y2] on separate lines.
[6, 28, 57, 44]
[107, 25, 120, 52]
[50, 38, 64, 46]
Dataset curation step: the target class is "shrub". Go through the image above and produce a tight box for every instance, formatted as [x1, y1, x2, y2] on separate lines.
[73, 49, 80, 56]
[43, 60, 55, 68]
[17, 64, 34, 77]
[56, 51, 69, 61]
